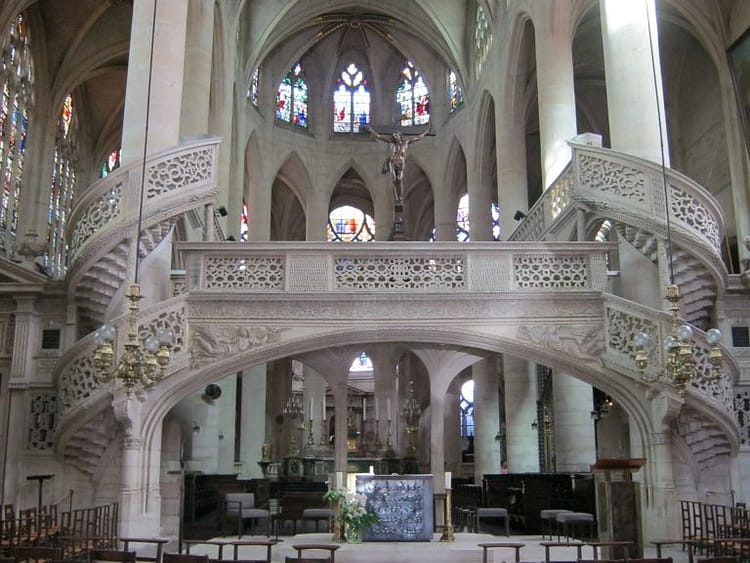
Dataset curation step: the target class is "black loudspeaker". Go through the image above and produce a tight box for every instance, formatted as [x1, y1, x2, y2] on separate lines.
[204, 383, 222, 400]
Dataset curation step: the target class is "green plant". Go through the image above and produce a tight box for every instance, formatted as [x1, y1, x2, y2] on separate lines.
[323, 487, 379, 531]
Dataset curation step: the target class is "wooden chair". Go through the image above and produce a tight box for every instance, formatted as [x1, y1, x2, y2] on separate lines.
[285, 544, 339, 563]
[224, 540, 276, 563]
[13, 546, 63, 563]
[162, 554, 209, 563]
[89, 550, 137, 563]
[120, 538, 169, 563]
[222, 495, 270, 538]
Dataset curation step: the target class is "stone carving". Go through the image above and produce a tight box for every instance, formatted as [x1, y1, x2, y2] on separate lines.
[335, 256, 464, 289]
[205, 256, 284, 289]
[734, 391, 750, 446]
[577, 154, 647, 202]
[689, 343, 734, 413]
[27, 392, 58, 450]
[510, 204, 544, 241]
[606, 307, 657, 359]
[59, 354, 99, 413]
[549, 168, 573, 219]
[517, 324, 605, 362]
[69, 183, 123, 259]
[146, 146, 214, 199]
[669, 186, 721, 251]
[190, 325, 284, 368]
[513, 255, 588, 288]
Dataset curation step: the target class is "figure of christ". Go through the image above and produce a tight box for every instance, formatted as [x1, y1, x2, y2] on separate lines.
[367, 126, 430, 205]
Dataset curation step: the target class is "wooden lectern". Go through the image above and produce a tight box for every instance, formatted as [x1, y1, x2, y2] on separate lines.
[592, 458, 646, 559]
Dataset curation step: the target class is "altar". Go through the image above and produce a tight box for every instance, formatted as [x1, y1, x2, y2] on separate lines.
[355, 474, 434, 541]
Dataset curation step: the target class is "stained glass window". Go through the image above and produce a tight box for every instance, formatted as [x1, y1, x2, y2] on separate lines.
[100, 148, 121, 178]
[327, 205, 375, 242]
[460, 380, 475, 437]
[0, 12, 33, 250]
[457, 194, 470, 241]
[475, 5, 493, 75]
[350, 352, 373, 372]
[275, 63, 308, 128]
[47, 93, 78, 278]
[448, 70, 464, 113]
[333, 63, 370, 133]
[249, 67, 259, 107]
[240, 201, 248, 241]
[396, 62, 430, 126]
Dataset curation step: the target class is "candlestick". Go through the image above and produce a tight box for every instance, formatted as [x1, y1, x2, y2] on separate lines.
[309, 398, 313, 420]
[375, 397, 379, 420]
[386, 419, 393, 448]
[307, 417, 314, 446]
[374, 419, 382, 450]
[387, 398, 391, 420]
[363, 397, 366, 421]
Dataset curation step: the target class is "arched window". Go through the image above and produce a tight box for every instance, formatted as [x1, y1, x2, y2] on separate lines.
[0, 12, 34, 250]
[475, 4, 493, 75]
[47, 93, 78, 278]
[456, 194, 502, 241]
[275, 63, 308, 128]
[333, 63, 370, 133]
[460, 380, 475, 438]
[249, 67, 260, 107]
[350, 352, 373, 372]
[397, 62, 430, 126]
[100, 148, 121, 178]
[448, 70, 464, 113]
[240, 201, 249, 241]
[327, 205, 375, 242]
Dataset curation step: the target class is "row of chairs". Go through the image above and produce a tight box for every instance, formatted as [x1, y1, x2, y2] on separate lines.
[680, 500, 750, 558]
[0, 503, 118, 560]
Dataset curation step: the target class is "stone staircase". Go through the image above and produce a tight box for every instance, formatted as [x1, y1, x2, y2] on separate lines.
[676, 408, 733, 470]
[63, 408, 121, 479]
[616, 224, 718, 330]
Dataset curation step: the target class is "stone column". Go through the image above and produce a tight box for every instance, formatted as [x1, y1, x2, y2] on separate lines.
[497, 101, 529, 240]
[533, 3, 577, 189]
[239, 365, 267, 478]
[473, 358, 501, 480]
[552, 373, 596, 472]
[332, 380, 349, 472]
[504, 356, 538, 471]
[121, 0, 189, 163]
[180, 0, 214, 139]
[600, 0, 668, 164]
[433, 175, 457, 241]
[430, 396, 447, 490]
[303, 366, 326, 445]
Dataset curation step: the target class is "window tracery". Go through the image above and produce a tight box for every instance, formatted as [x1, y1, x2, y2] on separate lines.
[327, 205, 375, 242]
[397, 62, 430, 126]
[333, 63, 370, 133]
[276, 63, 308, 128]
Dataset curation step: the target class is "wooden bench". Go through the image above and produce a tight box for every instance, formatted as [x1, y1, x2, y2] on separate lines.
[477, 542, 525, 562]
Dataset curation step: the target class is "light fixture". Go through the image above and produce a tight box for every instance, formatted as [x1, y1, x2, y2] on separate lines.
[632, 7, 723, 396]
[513, 210, 526, 221]
[93, 0, 174, 393]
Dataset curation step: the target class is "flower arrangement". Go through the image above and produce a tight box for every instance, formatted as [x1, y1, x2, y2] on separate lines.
[323, 487, 378, 541]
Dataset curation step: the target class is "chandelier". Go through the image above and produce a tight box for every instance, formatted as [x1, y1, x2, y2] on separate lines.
[92, 0, 174, 393]
[633, 284, 722, 396]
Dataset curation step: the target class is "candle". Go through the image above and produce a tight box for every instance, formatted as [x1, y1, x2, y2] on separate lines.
[445, 471, 452, 489]
[375, 397, 379, 420]
[387, 398, 391, 420]
[309, 398, 313, 419]
[363, 397, 367, 421]
[369, 465, 374, 474]
[322, 396, 326, 420]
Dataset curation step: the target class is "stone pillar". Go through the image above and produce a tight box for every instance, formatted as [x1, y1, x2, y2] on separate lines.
[504, 356, 538, 471]
[180, 0, 214, 139]
[433, 176, 457, 241]
[239, 365, 267, 478]
[332, 381, 349, 472]
[533, 3, 577, 189]
[467, 157, 493, 241]
[430, 396, 447, 490]
[120, 436, 146, 537]
[552, 373, 596, 472]
[497, 102, 529, 239]
[473, 358, 501, 480]
[121, 0, 189, 163]
[600, 0, 669, 164]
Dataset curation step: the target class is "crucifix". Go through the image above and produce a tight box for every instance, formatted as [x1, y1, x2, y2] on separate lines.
[367, 125, 432, 240]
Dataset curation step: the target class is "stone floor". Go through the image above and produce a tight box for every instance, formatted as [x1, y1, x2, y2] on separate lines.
[181, 532, 698, 562]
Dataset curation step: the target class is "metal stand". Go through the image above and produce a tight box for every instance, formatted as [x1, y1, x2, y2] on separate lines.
[26, 474, 53, 513]
[440, 487, 455, 542]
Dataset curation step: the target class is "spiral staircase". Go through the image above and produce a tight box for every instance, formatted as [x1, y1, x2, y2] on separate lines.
[53, 138, 739, 477]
